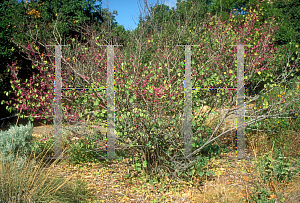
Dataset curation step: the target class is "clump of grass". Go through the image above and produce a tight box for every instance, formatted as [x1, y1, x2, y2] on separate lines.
[0, 114, 97, 202]
[0, 131, 68, 202]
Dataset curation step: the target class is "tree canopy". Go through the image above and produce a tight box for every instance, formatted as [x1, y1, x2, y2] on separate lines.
[0, 0, 128, 118]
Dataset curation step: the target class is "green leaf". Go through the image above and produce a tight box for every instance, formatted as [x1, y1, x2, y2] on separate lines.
[143, 160, 147, 168]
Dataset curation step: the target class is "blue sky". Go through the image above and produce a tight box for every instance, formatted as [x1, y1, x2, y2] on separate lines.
[96, 0, 248, 32]
[16, 0, 248, 32]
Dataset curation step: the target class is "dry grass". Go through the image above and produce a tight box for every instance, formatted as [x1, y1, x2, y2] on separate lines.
[0, 114, 95, 202]
[0, 105, 299, 202]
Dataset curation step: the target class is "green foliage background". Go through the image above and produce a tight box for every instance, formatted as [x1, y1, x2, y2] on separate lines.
[1, 0, 299, 120]
[0, 0, 130, 119]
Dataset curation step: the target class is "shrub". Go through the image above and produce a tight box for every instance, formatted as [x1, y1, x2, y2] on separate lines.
[255, 151, 297, 184]
[0, 121, 37, 173]
[68, 136, 102, 164]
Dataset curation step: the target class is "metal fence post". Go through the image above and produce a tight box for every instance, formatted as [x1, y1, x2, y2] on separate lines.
[106, 45, 116, 159]
[228, 43, 253, 160]
[45, 44, 70, 161]
[176, 45, 201, 160]
[97, 45, 122, 160]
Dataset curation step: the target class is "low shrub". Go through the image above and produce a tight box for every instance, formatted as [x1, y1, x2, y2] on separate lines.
[0, 121, 37, 173]
[248, 183, 276, 203]
[254, 150, 297, 185]
[68, 136, 101, 164]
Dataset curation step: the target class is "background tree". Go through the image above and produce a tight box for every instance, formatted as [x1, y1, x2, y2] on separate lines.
[135, 0, 215, 36]
[0, 0, 31, 121]
[0, 0, 129, 121]
[204, 0, 299, 49]
[131, 0, 216, 68]
[190, 0, 300, 95]
[126, 0, 299, 119]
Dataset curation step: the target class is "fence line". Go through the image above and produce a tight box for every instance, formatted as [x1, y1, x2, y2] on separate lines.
[43, 45, 123, 161]
[174, 44, 252, 160]
[1, 43, 299, 162]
